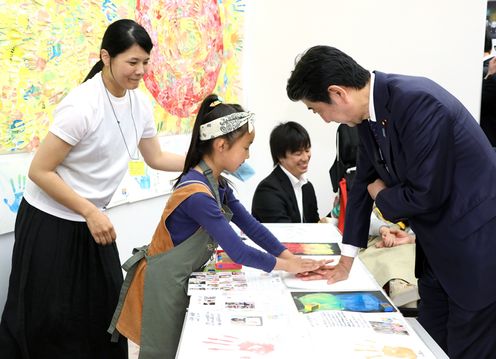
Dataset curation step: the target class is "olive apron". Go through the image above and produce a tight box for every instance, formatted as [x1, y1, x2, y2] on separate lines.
[108, 162, 232, 359]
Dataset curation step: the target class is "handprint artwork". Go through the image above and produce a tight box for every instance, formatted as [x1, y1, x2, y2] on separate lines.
[203, 335, 274, 356]
[0, 154, 31, 234]
[3, 174, 26, 213]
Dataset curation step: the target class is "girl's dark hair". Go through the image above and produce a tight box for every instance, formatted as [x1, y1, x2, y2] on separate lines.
[174, 94, 248, 187]
[83, 19, 153, 82]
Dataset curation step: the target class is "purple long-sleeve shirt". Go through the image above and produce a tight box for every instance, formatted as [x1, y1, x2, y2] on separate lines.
[165, 169, 287, 272]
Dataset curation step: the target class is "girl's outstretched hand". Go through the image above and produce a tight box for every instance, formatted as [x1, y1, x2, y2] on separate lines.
[295, 256, 354, 284]
[275, 256, 331, 274]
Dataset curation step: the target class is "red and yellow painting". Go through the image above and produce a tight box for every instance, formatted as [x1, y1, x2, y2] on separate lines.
[0, 0, 245, 154]
[282, 242, 341, 256]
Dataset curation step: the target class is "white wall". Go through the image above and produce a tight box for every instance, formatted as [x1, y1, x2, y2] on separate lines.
[238, 0, 487, 218]
[0, 0, 487, 313]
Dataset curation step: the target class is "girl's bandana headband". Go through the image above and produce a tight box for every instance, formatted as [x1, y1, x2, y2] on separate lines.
[199, 112, 255, 141]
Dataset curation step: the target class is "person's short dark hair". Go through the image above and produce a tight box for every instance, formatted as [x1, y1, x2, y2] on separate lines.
[270, 121, 311, 166]
[287, 45, 370, 103]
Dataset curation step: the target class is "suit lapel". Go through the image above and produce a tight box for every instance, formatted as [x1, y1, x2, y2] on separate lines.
[372, 72, 400, 183]
[274, 166, 301, 222]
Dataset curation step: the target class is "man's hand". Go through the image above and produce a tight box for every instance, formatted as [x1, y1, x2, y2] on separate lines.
[295, 255, 354, 284]
[275, 250, 332, 274]
[367, 179, 386, 200]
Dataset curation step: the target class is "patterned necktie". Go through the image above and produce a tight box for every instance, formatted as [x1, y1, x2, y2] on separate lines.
[369, 120, 389, 173]
[369, 120, 386, 150]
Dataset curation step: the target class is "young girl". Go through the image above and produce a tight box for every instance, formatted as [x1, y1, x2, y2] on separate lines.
[0, 19, 183, 359]
[109, 94, 326, 359]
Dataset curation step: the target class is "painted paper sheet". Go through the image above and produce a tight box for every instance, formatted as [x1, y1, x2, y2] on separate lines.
[291, 290, 396, 314]
[281, 242, 341, 255]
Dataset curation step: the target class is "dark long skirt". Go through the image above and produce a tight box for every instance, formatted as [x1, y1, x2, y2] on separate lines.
[0, 199, 128, 359]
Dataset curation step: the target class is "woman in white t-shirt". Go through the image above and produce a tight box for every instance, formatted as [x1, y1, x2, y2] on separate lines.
[0, 19, 183, 359]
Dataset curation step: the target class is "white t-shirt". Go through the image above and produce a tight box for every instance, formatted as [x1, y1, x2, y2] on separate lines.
[24, 72, 157, 221]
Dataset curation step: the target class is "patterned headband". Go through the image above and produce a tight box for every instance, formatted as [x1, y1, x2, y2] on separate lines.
[199, 112, 255, 141]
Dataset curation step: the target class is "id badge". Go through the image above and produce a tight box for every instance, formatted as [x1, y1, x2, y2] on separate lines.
[128, 160, 146, 176]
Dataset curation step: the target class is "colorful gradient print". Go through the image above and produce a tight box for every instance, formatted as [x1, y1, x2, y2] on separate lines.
[282, 242, 341, 256]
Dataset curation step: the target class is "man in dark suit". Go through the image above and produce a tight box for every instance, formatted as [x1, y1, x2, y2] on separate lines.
[286, 45, 496, 358]
[252, 121, 320, 223]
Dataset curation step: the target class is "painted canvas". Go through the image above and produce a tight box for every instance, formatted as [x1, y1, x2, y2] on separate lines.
[0, 0, 245, 153]
[0, 0, 246, 234]
[281, 242, 341, 255]
[292, 291, 396, 314]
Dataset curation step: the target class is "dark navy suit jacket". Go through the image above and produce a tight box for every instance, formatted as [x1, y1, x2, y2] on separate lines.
[251, 165, 319, 223]
[343, 71, 496, 310]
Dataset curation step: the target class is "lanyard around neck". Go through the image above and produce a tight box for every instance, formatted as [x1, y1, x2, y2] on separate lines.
[102, 77, 140, 160]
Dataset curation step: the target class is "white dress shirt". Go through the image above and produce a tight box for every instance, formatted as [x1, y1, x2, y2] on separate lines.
[279, 165, 308, 223]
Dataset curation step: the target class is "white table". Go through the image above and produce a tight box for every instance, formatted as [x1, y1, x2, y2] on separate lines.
[176, 223, 444, 358]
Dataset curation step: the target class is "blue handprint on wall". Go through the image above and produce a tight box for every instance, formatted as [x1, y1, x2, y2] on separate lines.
[135, 175, 151, 190]
[3, 174, 26, 213]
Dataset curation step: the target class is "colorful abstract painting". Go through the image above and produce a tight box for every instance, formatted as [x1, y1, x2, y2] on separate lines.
[0, 0, 245, 153]
[0, 0, 245, 234]
[281, 242, 341, 255]
[292, 291, 396, 314]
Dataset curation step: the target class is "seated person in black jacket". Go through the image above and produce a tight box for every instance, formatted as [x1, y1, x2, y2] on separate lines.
[252, 121, 320, 223]
[481, 51, 496, 147]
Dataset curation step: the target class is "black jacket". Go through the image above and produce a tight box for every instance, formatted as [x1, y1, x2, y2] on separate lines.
[251, 165, 319, 223]
[481, 73, 496, 147]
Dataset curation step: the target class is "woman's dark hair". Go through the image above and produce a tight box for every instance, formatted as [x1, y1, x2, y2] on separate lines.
[83, 19, 153, 82]
[270, 121, 311, 166]
[174, 94, 248, 187]
[287, 45, 370, 103]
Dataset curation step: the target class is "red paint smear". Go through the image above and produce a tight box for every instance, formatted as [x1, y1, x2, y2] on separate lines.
[136, 0, 224, 118]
